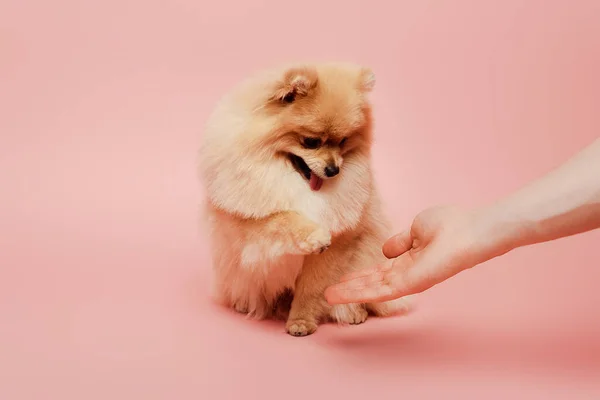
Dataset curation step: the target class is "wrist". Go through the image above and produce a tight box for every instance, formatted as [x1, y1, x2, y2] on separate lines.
[468, 202, 531, 265]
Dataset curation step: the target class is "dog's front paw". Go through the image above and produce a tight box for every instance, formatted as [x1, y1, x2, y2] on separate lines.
[286, 318, 318, 337]
[294, 226, 331, 255]
[232, 301, 249, 315]
[330, 303, 368, 325]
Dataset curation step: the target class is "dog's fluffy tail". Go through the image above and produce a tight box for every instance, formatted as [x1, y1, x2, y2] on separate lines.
[366, 296, 414, 317]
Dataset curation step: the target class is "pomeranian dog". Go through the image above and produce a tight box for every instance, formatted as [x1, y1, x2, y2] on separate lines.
[198, 62, 409, 336]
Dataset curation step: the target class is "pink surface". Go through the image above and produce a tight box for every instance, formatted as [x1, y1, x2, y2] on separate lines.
[1, 0, 600, 398]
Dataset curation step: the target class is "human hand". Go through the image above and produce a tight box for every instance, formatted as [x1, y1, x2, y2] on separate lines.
[325, 205, 494, 304]
[326, 138, 600, 305]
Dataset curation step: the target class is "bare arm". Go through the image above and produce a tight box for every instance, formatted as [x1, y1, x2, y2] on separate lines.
[480, 138, 600, 260]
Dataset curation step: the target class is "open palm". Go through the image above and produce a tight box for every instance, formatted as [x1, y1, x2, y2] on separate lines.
[325, 206, 485, 304]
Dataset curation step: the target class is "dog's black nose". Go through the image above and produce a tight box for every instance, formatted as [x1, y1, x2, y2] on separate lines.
[324, 164, 340, 177]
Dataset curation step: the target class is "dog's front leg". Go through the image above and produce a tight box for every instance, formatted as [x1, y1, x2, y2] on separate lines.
[285, 244, 368, 337]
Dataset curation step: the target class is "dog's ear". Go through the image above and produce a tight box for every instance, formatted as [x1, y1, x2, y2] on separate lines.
[359, 68, 376, 93]
[271, 66, 318, 104]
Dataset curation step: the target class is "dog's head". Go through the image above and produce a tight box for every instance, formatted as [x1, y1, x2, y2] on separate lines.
[253, 63, 376, 191]
[199, 63, 378, 220]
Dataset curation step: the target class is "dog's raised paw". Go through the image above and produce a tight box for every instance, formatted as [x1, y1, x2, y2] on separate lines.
[295, 227, 331, 255]
[286, 319, 317, 337]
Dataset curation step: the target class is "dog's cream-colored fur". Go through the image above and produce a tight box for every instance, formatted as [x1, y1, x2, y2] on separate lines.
[198, 63, 409, 336]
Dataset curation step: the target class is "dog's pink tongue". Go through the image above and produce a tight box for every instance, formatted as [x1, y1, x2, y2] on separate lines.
[309, 173, 323, 191]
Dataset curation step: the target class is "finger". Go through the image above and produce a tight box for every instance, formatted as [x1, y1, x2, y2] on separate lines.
[336, 267, 379, 284]
[382, 230, 412, 259]
[324, 270, 395, 304]
[326, 245, 454, 304]
[325, 256, 410, 304]
[336, 261, 393, 283]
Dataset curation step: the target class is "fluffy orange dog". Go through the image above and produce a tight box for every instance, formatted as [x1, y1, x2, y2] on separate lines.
[198, 63, 409, 336]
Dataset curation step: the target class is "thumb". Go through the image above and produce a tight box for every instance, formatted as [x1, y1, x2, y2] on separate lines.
[382, 230, 412, 259]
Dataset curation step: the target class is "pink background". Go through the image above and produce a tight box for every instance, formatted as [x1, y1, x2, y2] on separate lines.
[1, 0, 600, 398]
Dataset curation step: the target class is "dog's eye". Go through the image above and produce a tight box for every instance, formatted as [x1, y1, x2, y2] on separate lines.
[302, 137, 322, 149]
[339, 137, 347, 147]
[282, 91, 296, 104]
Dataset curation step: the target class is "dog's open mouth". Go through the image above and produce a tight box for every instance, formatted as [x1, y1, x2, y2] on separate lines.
[288, 154, 323, 191]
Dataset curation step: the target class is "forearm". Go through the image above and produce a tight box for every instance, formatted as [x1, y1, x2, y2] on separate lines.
[476, 138, 600, 260]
